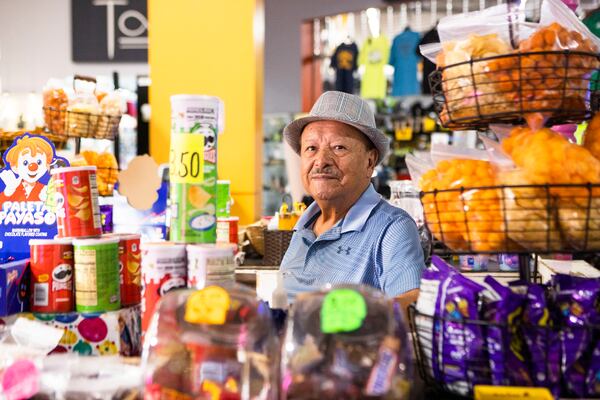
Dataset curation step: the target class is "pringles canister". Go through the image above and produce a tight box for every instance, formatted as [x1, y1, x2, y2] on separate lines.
[51, 166, 102, 238]
[29, 238, 74, 313]
[169, 95, 224, 243]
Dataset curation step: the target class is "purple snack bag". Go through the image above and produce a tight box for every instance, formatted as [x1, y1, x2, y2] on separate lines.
[100, 204, 114, 233]
[430, 256, 490, 395]
[483, 276, 532, 387]
[523, 284, 560, 397]
[552, 274, 600, 397]
[587, 341, 600, 396]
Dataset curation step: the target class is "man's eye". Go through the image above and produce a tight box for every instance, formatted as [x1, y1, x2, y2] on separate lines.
[333, 145, 346, 151]
[23, 161, 28, 166]
[304, 146, 316, 152]
[37, 160, 42, 165]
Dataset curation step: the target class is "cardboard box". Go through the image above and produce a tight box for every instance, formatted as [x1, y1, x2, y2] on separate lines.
[0, 259, 30, 316]
[15, 305, 142, 356]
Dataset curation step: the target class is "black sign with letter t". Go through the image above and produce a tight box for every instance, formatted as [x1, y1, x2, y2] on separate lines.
[72, 0, 148, 62]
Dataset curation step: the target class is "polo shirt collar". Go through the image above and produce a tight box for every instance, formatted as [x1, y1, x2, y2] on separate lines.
[293, 184, 382, 233]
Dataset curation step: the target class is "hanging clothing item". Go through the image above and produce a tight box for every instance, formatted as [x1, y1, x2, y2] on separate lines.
[389, 29, 421, 96]
[330, 42, 359, 94]
[584, 10, 600, 37]
[418, 27, 440, 95]
[359, 36, 390, 99]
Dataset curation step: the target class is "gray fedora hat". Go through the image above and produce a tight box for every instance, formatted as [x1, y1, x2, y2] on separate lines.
[283, 91, 390, 164]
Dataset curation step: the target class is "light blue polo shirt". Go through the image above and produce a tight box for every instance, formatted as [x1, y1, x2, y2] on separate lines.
[280, 184, 425, 301]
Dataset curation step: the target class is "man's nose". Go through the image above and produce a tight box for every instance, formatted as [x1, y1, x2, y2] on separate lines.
[313, 148, 333, 167]
[28, 163, 38, 172]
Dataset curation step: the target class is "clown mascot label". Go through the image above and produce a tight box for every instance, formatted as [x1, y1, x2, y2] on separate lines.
[0, 134, 68, 261]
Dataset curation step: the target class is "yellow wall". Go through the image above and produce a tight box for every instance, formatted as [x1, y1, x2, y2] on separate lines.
[148, 0, 264, 224]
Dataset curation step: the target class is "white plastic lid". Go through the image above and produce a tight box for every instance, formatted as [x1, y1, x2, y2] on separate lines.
[186, 243, 235, 258]
[105, 233, 141, 241]
[72, 237, 119, 246]
[51, 166, 97, 175]
[29, 238, 73, 246]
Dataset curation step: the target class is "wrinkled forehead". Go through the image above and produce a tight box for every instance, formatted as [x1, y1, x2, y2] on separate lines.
[301, 120, 367, 144]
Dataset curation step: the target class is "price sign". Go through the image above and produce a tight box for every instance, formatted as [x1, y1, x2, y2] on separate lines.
[321, 288, 367, 333]
[474, 386, 553, 400]
[169, 133, 205, 184]
[184, 285, 230, 325]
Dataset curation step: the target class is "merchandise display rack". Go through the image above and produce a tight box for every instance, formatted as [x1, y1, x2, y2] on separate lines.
[411, 1, 600, 396]
[430, 50, 600, 129]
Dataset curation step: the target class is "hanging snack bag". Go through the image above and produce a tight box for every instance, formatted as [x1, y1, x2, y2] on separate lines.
[42, 79, 69, 136]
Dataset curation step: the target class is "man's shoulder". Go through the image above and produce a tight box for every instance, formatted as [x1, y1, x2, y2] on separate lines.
[369, 199, 415, 225]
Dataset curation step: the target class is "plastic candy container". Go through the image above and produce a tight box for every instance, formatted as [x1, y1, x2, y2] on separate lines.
[141, 283, 279, 400]
[281, 285, 412, 400]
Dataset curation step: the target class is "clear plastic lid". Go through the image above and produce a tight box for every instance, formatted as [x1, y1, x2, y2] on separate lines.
[142, 283, 279, 399]
[281, 284, 412, 399]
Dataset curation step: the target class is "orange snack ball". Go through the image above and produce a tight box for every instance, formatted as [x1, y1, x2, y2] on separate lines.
[584, 113, 600, 162]
[419, 159, 504, 251]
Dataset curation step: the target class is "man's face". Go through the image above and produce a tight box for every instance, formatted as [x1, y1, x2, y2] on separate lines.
[300, 121, 377, 202]
[14, 149, 48, 184]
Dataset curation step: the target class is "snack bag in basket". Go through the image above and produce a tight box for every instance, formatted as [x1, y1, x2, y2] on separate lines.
[482, 276, 532, 387]
[429, 256, 490, 394]
[552, 274, 600, 397]
[515, 0, 600, 128]
[500, 126, 600, 251]
[419, 145, 506, 252]
[42, 79, 70, 136]
[522, 284, 560, 397]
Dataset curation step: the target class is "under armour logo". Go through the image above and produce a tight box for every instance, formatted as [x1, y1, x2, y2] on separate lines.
[336, 246, 351, 255]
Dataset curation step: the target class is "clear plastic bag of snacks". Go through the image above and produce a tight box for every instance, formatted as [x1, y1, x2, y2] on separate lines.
[42, 79, 70, 135]
[281, 284, 412, 400]
[142, 284, 279, 400]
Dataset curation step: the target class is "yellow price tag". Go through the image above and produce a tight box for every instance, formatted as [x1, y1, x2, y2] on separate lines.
[169, 133, 205, 184]
[474, 386, 554, 400]
[184, 285, 230, 325]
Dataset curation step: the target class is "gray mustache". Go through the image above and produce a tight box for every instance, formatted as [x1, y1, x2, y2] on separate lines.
[309, 167, 340, 177]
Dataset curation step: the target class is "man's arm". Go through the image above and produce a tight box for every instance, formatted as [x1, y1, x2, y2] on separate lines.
[378, 215, 426, 304]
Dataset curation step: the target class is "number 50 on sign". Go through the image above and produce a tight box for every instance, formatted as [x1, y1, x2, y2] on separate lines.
[169, 133, 205, 184]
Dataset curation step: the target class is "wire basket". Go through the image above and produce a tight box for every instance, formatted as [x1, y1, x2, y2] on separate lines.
[43, 106, 121, 140]
[263, 229, 293, 266]
[408, 305, 600, 399]
[430, 50, 600, 129]
[422, 183, 600, 254]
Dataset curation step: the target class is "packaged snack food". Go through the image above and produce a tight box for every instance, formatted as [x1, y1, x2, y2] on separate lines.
[72, 150, 119, 196]
[483, 276, 532, 387]
[66, 80, 99, 138]
[42, 79, 69, 136]
[523, 284, 561, 397]
[142, 284, 278, 400]
[552, 274, 600, 397]
[29, 238, 74, 313]
[419, 157, 505, 251]
[51, 166, 102, 238]
[169, 95, 223, 243]
[584, 113, 600, 161]
[500, 127, 600, 250]
[282, 284, 412, 399]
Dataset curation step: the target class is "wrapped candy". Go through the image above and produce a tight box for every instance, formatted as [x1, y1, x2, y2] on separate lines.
[281, 285, 412, 400]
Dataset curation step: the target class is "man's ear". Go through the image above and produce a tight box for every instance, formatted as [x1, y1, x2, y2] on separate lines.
[10, 165, 19, 174]
[367, 149, 378, 171]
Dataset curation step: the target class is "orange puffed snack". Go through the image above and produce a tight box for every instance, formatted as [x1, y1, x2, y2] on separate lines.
[501, 126, 600, 250]
[70, 150, 119, 196]
[419, 159, 505, 251]
[584, 113, 600, 162]
[517, 23, 599, 115]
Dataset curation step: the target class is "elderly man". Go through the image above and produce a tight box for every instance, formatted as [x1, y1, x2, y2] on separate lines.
[280, 91, 426, 304]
